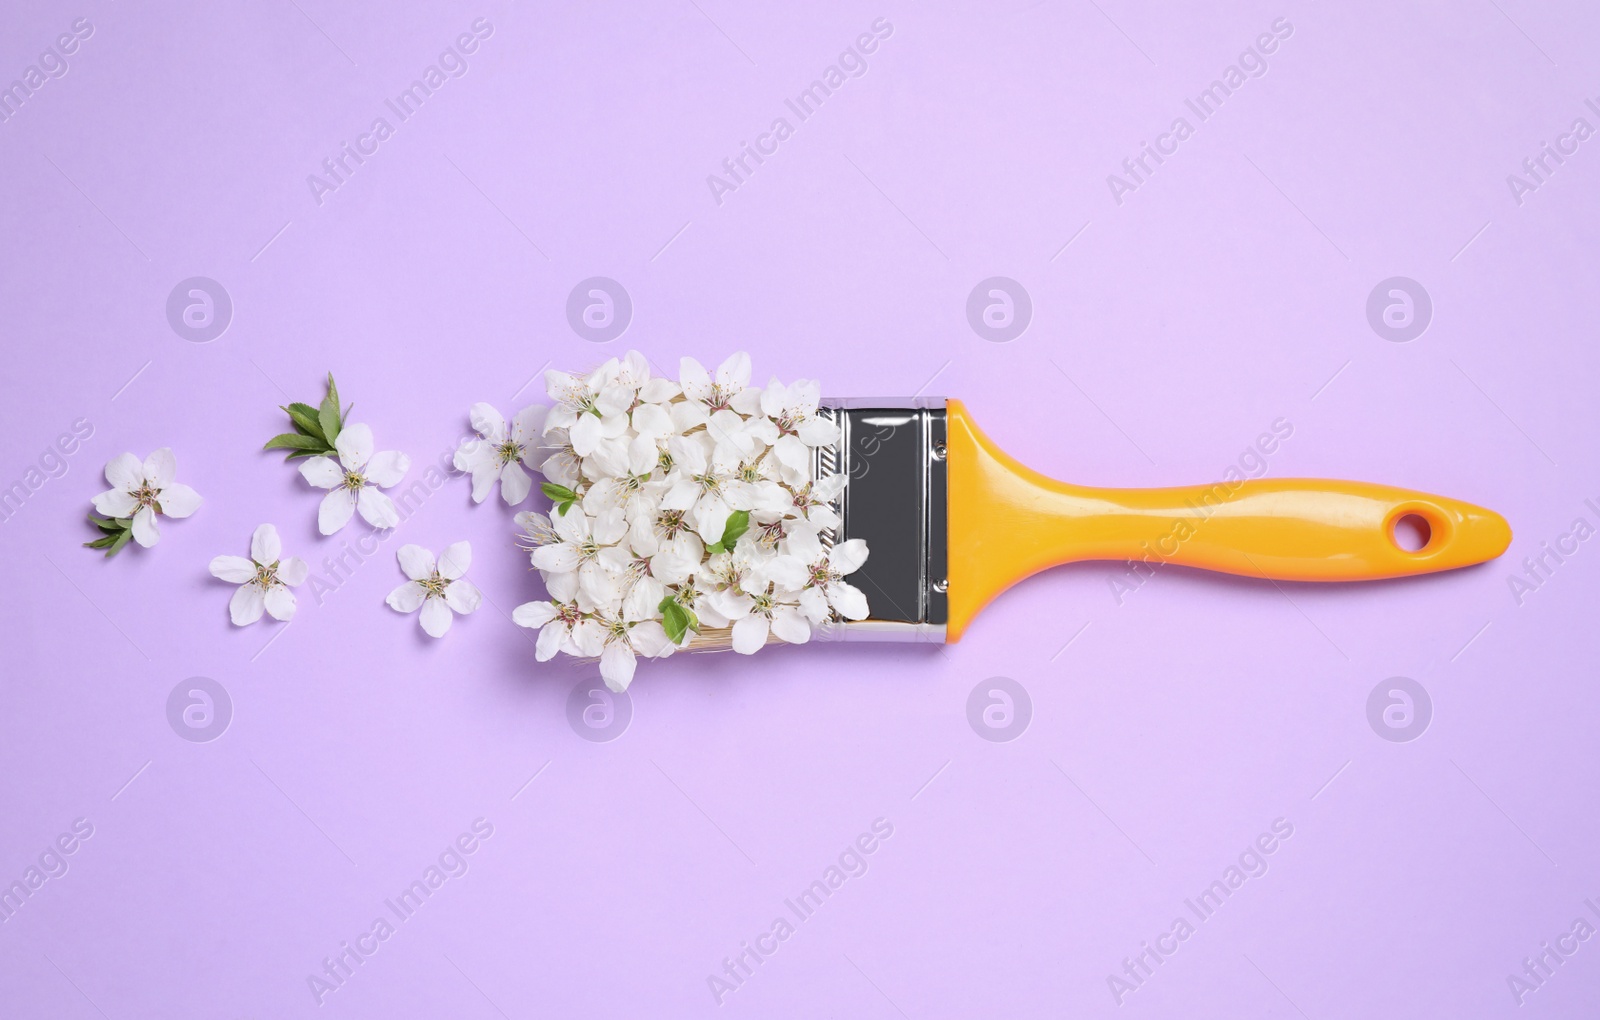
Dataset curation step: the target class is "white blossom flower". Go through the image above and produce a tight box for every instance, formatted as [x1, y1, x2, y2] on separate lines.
[209, 524, 308, 625]
[678, 353, 763, 420]
[90, 449, 202, 547]
[777, 474, 845, 530]
[530, 506, 629, 608]
[710, 580, 811, 654]
[544, 359, 632, 456]
[629, 507, 704, 584]
[593, 612, 674, 691]
[760, 378, 838, 478]
[512, 599, 604, 661]
[780, 525, 871, 623]
[725, 455, 791, 517]
[536, 427, 582, 490]
[298, 424, 410, 535]
[660, 433, 747, 544]
[616, 349, 682, 405]
[581, 434, 664, 519]
[386, 542, 482, 637]
[454, 403, 546, 505]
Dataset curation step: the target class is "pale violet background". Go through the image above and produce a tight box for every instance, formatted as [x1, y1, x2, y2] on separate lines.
[3, 0, 1598, 1016]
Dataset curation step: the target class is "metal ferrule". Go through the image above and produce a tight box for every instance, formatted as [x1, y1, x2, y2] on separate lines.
[810, 398, 948, 643]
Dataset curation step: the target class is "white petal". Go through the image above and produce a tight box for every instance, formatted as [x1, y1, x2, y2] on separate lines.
[799, 586, 830, 623]
[679, 357, 712, 400]
[785, 525, 823, 564]
[210, 555, 255, 583]
[709, 588, 753, 621]
[92, 489, 138, 517]
[499, 462, 531, 505]
[569, 413, 603, 456]
[631, 403, 672, 440]
[386, 581, 427, 613]
[143, 448, 176, 488]
[438, 541, 471, 579]
[590, 508, 628, 546]
[600, 642, 637, 692]
[798, 417, 838, 445]
[356, 487, 400, 529]
[629, 620, 674, 658]
[469, 402, 507, 443]
[693, 498, 730, 546]
[443, 578, 481, 614]
[640, 378, 680, 403]
[104, 453, 142, 491]
[397, 544, 436, 581]
[535, 622, 564, 661]
[545, 569, 579, 602]
[829, 582, 871, 621]
[773, 434, 808, 473]
[649, 548, 695, 586]
[569, 619, 606, 656]
[335, 422, 373, 470]
[670, 400, 707, 435]
[762, 554, 808, 589]
[365, 450, 409, 488]
[759, 379, 786, 418]
[299, 456, 342, 489]
[830, 539, 870, 575]
[627, 434, 658, 476]
[420, 598, 453, 637]
[730, 386, 764, 416]
[318, 489, 356, 534]
[731, 615, 769, 654]
[229, 584, 265, 625]
[278, 556, 309, 586]
[771, 607, 811, 645]
[623, 576, 665, 622]
[251, 524, 281, 565]
[263, 585, 297, 621]
[470, 462, 499, 503]
[131, 506, 159, 547]
[512, 404, 546, 445]
[716, 351, 751, 389]
[159, 484, 202, 519]
[659, 478, 697, 513]
[513, 601, 559, 629]
[453, 437, 492, 475]
[531, 544, 581, 572]
[579, 562, 621, 607]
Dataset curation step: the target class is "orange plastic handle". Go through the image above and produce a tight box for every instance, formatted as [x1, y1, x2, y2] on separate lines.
[944, 399, 1511, 642]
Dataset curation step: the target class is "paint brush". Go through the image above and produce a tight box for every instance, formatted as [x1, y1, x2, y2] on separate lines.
[803, 398, 1511, 643]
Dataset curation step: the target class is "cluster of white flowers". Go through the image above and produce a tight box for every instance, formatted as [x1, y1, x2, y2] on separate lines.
[500, 351, 871, 692]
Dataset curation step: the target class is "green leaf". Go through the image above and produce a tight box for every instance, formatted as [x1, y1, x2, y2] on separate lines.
[541, 482, 578, 503]
[107, 529, 133, 557]
[87, 513, 130, 533]
[555, 499, 575, 517]
[282, 403, 326, 440]
[84, 535, 115, 549]
[657, 595, 699, 644]
[285, 449, 324, 461]
[264, 432, 328, 452]
[319, 374, 342, 446]
[719, 510, 750, 549]
[661, 602, 689, 644]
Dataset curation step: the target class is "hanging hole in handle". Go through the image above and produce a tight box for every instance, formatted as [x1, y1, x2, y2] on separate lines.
[1392, 513, 1433, 553]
